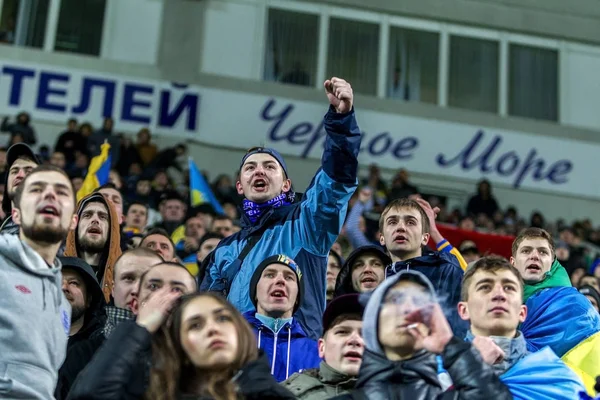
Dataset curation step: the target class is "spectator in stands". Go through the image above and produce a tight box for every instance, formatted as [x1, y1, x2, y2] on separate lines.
[1, 143, 40, 234]
[71, 176, 84, 192]
[466, 179, 499, 219]
[50, 151, 67, 169]
[54, 118, 84, 164]
[530, 211, 545, 229]
[283, 293, 364, 398]
[458, 215, 476, 231]
[334, 270, 512, 399]
[202, 77, 361, 339]
[140, 227, 177, 261]
[55, 248, 162, 399]
[459, 256, 586, 399]
[344, 188, 378, 248]
[0, 165, 76, 399]
[129, 177, 152, 204]
[511, 228, 600, 393]
[60, 257, 105, 349]
[154, 190, 187, 236]
[389, 168, 418, 200]
[115, 135, 142, 177]
[579, 275, 600, 292]
[108, 168, 124, 191]
[213, 173, 239, 204]
[326, 250, 343, 302]
[175, 216, 205, 260]
[380, 197, 467, 336]
[1, 111, 36, 145]
[244, 254, 320, 382]
[195, 232, 224, 282]
[64, 193, 123, 302]
[66, 262, 198, 399]
[88, 117, 120, 164]
[149, 143, 187, 174]
[68, 151, 90, 178]
[123, 201, 148, 239]
[95, 182, 125, 224]
[189, 203, 217, 232]
[135, 128, 157, 166]
[334, 245, 391, 297]
[459, 240, 480, 264]
[211, 214, 234, 237]
[579, 285, 600, 313]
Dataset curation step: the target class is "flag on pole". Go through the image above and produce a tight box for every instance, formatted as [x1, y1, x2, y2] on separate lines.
[188, 157, 223, 214]
[77, 141, 111, 202]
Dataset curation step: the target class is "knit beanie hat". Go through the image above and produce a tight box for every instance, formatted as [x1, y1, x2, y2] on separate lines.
[249, 254, 304, 314]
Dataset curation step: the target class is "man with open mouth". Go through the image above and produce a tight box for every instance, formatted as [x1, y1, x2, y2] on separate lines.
[244, 254, 320, 382]
[333, 245, 391, 297]
[283, 293, 365, 399]
[511, 227, 600, 394]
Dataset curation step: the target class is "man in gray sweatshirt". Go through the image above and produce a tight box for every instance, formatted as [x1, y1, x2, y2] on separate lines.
[0, 164, 77, 399]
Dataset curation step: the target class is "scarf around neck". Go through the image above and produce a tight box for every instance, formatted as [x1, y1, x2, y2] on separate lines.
[522, 259, 571, 303]
[242, 191, 295, 224]
[465, 330, 529, 376]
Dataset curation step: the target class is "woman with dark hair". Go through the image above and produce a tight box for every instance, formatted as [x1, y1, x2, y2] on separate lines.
[68, 292, 295, 400]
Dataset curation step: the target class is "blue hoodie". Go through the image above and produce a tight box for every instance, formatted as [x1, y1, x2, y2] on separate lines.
[244, 311, 320, 383]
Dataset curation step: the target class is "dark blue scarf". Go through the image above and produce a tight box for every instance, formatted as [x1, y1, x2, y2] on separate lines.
[243, 192, 295, 224]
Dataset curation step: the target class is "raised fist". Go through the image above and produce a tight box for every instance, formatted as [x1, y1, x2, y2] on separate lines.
[324, 77, 353, 114]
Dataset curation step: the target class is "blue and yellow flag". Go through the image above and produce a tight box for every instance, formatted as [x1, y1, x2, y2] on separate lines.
[77, 141, 111, 202]
[188, 157, 223, 214]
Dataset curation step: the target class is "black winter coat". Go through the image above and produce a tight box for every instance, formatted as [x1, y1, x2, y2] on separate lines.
[332, 337, 513, 400]
[67, 320, 296, 400]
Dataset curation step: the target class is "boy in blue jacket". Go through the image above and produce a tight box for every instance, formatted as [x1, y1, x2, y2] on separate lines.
[201, 77, 361, 339]
[244, 254, 320, 382]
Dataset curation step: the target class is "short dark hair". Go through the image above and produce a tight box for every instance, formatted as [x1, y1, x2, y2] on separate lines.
[94, 182, 120, 194]
[379, 198, 429, 234]
[199, 232, 224, 248]
[113, 247, 162, 279]
[461, 255, 524, 302]
[127, 201, 148, 213]
[512, 227, 555, 257]
[140, 228, 175, 256]
[324, 313, 362, 337]
[13, 165, 75, 209]
[213, 214, 232, 223]
[137, 261, 197, 294]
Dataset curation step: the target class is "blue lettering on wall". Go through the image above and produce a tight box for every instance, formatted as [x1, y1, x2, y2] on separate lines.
[436, 130, 573, 188]
[72, 77, 116, 118]
[121, 83, 153, 124]
[261, 98, 420, 160]
[36, 72, 69, 112]
[2, 67, 35, 106]
[158, 90, 199, 131]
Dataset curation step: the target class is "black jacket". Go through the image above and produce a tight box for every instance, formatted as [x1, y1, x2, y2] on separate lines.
[333, 337, 513, 400]
[67, 320, 296, 400]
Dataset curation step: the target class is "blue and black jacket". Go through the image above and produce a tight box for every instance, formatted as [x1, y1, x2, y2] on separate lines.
[386, 251, 467, 338]
[200, 106, 361, 339]
[244, 312, 321, 383]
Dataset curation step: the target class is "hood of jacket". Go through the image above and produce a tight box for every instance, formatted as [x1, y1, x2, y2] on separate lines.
[334, 245, 391, 297]
[244, 311, 309, 339]
[59, 256, 106, 337]
[0, 232, 62, 274]
[64, 192, 122, 302]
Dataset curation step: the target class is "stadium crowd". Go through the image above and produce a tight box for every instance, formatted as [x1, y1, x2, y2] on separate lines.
[0, 77, 599, 400]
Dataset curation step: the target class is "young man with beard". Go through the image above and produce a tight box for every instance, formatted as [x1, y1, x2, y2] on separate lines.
[67, 262, 197, 399]
[333, 270, 511, 400]
[458, 256, 585, 399]
[0, 142, 40, 234]
[333, 245, 391, 297]
[60, 256, 105, 349]
[379, 198, 467, 337]
[283, 293, 364, 399]
[64, 192, 122, 302]
[55, 248, 163, 399]
[0, 165, 77, 399]
[510, 228, 600, 394]
[202, 77, 361, 339]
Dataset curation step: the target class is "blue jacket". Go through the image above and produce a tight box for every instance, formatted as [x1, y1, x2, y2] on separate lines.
[201, 107, 361, 339]
[386, 251, 467, 338]
[244, 312, 321, 383]
[500, 347, 586, 400]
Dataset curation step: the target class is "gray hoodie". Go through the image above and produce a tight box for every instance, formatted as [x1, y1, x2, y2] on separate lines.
[0, 234, 71, 399]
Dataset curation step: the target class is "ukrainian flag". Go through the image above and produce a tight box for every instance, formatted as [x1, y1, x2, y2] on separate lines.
[188, 157, 223, 214]
[77, 141, 111, 202]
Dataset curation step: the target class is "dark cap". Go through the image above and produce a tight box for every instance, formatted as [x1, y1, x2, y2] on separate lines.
[322, 293, 364, 334]
[579, 285, 600, 307]
[59, 256, 104, 306]
[240, 147, 289, 178]
[345, 245, 391, 272]
[459, 240, 479, 254]
[6, 143, 40, 167]
[159, 190, 185, 205]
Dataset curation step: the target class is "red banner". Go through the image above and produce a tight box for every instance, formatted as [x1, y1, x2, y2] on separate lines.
[431, 224, 515, 259]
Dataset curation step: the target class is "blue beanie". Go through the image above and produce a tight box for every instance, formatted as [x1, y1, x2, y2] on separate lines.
[240, 147, 289, 178]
